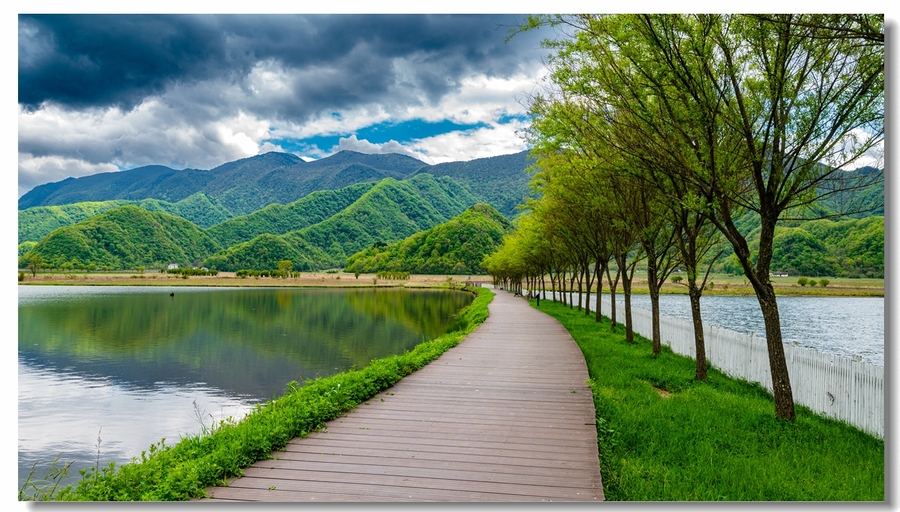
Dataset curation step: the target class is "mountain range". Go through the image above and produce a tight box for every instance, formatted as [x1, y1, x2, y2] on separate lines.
[19, 150, 534, 218]
[19, 150, 534, 272]
[17, 149, 883, 278]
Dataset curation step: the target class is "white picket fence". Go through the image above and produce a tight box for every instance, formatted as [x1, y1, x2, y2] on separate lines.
[547, 291, 883, 438]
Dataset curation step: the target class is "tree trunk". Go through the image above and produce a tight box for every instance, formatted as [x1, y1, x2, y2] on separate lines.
[688, 284, 707, 380]
[606, 265, 620, 332]
[725, 210, 796, 421]
[594, 259, 605, 323]
[646, 254, 662, 355]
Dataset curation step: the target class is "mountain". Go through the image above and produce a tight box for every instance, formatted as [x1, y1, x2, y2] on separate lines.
[718, 215, 884, 278]
[18, 192, 231, 244]
[21, 206, 222, 270]
[203, 174, 478, 272]
[18, 150, 535, 219]
[418, 151, 536, 217]
[206, 183, 376, 248]
[17, 165, 215, 210]
[344, 203, 512, 275]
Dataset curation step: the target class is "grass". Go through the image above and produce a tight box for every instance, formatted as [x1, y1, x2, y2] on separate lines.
[533, 298, 884, 501]
[28, 287, 493, 501]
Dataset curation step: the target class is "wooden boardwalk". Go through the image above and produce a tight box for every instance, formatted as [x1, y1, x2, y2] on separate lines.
[203, 290, 603, 502]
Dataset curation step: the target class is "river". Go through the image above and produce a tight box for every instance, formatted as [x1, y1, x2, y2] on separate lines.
[557, 291, 884, 367]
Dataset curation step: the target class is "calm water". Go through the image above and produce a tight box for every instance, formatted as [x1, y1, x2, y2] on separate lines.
[589, 293, 884, 366]
[18, 286, 472, 488]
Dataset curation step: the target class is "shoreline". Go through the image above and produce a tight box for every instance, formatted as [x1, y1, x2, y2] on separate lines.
[17, 271, 883, 297]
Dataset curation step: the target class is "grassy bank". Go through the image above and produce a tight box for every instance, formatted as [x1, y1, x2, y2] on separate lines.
[533, 299, 883, 501]
[32, 287, 493, 501]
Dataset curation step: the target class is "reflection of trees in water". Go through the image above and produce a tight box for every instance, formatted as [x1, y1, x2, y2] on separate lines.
[18, 288, 472, 399]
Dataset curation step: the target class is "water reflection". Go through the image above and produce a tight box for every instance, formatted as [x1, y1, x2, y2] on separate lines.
[18, 286, 472, 488]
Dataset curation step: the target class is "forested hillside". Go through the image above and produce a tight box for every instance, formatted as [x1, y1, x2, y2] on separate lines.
[19, 150, 534, 220]
[206, 183, 376, 248]
[419, 151, 534, 217]
[17, 148, 883, 278]
[344, 203, 511, 275]
[19, 192, 231, 244]
[203, 174, 478, 271]
[720, 216, 884, 278]
[20, 206, 222, 270]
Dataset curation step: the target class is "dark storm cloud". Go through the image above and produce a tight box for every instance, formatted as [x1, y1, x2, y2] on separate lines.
[18, 14, 546, 120]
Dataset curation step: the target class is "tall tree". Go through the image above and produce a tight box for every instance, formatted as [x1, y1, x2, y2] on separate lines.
[519, 13, 883, 419]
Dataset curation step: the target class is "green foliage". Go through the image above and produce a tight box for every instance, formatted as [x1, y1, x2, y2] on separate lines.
[344, 204, 511, 275]
[797, 277, 809, 287]
[19, 272, 25, 282]
[717, 216, 883, 278]
[420, 151, 535, 218]
[18, 193, 233, 244]
[819, 278, 830, 287]
[206, 183, 375, 248]
[209, 175, 478, 272]
[671, 275, 683, 284]
[20, 150, 532, 222]
[21, 206, 222, 271]
[535, 300, 883, 501]
[204, 233, 334, 273]
[19, 241, 38, 258]
[50, 287, 493, 501]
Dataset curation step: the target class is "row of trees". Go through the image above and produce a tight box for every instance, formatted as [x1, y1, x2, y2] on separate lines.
[486, 14, 883, 420]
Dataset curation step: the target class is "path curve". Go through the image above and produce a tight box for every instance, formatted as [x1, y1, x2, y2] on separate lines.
[203, 289, 604, 502]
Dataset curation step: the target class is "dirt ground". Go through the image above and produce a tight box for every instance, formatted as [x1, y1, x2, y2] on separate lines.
[18, 271, 881, 296]
[18, 271, 493, 289]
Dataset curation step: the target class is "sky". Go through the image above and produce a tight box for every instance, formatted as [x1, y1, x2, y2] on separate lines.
[13, 7, 892, 201]
[16, 13, 554, 198]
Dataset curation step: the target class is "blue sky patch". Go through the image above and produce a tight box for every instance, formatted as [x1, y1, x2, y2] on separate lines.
[268, 118, 491, 156]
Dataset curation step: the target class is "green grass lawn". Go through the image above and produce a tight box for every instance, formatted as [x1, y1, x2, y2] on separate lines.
[533, 298, 884, 501]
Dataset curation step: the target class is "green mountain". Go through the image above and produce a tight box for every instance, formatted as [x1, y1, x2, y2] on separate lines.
[418, 151, 535, 217]
[203, 232, 334, 273]
[18, 151, 429, 215]
[206, 182, 376, 248]
[719, 215, 884, 278]
[344, 203, 512, 275]
[19, 150, 535, 220]
[18, 192, 231, 244]
[204, 174, 478, 272]
[21, 206, 222, 270]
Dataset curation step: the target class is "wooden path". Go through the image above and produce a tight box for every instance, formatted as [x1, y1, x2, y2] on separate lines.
[203, 289, 603, 502]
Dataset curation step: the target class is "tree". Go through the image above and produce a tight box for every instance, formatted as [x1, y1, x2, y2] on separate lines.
[27, 253, 45, 277]
[277, 259, 293, 278]
[519, 13, 883, 419]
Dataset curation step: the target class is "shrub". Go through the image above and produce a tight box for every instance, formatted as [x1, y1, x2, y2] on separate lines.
[819, 278, 830, 287]
[797, 277, 808, 287]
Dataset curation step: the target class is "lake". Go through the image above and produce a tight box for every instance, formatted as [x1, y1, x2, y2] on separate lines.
[18, 286, 473, 489]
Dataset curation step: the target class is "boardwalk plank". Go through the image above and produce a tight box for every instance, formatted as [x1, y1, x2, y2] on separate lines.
[202, 290, 603, 502]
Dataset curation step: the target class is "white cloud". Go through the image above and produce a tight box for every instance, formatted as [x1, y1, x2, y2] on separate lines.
[17, 60, 543, 197]
[18, 154, 120, 198]
[408, 120, 530, 164]
[333, 135, 431, 163]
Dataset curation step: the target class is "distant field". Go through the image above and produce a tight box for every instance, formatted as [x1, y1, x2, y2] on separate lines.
[17, 271, 487, 288]
[17, 271, 882, 297]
